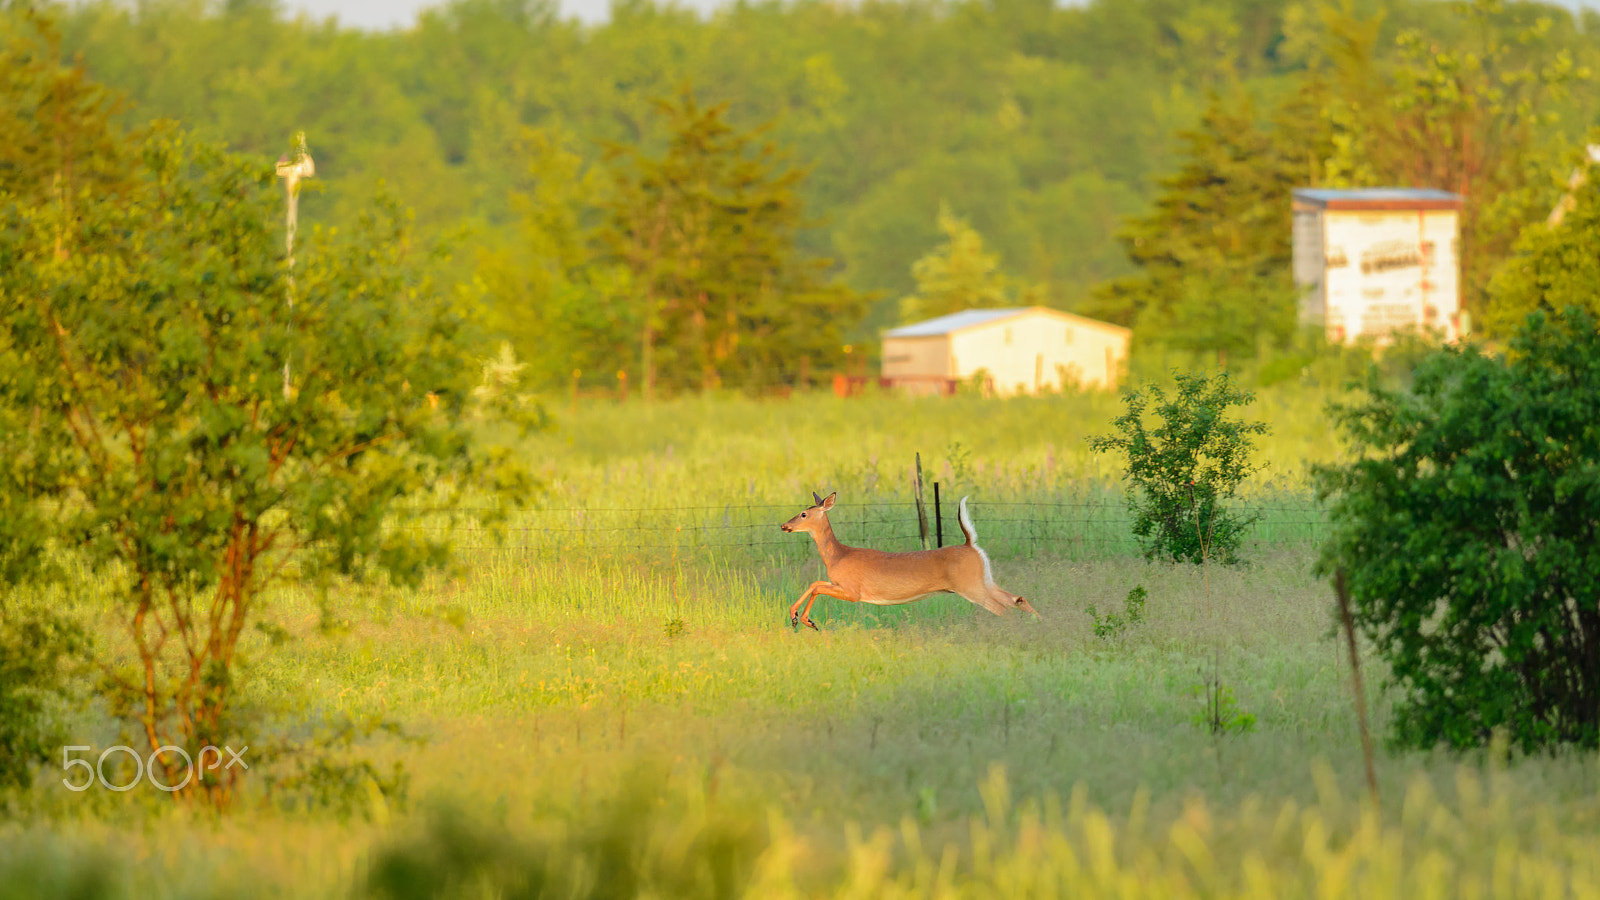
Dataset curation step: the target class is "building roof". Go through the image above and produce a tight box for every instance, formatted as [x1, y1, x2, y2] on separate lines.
[1293, 187, 1462, 211]
[885, 308, 1027, 338]
[884, 306, 1129, 338]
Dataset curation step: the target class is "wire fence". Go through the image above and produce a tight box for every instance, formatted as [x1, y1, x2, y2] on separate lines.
[389, 496, 1331, 564]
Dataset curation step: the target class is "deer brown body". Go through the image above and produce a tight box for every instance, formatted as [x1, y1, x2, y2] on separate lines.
[780, 491, 1040, 630]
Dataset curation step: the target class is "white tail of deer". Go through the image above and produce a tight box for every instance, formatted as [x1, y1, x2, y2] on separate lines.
[780, 491, 1040, 630]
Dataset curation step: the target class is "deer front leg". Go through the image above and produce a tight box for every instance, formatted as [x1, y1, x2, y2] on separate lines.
[790, 581, 857, 631]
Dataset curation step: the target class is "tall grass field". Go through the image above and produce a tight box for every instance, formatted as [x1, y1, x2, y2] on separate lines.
[5, 386, 1600, 899]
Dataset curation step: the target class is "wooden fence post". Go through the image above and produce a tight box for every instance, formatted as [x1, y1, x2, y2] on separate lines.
[914, 453, 930, 550]
[1335, 567, 1380, 811]
[933, 482, 943, 547]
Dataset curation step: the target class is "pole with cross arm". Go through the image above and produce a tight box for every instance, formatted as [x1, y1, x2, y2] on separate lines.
[275, 132, 314, 399]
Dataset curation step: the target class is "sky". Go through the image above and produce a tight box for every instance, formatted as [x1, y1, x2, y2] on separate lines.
[275, 0, 1600, 30]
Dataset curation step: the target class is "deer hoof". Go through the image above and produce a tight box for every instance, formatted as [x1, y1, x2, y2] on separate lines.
[804, 618, 819, 632]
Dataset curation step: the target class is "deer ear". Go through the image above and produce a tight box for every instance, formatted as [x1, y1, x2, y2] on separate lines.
[812, 491, 824, 506]
[821, 492, 837, 511]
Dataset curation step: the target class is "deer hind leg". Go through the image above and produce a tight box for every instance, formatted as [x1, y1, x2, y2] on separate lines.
[791, 581, 858, 631]
[956, 583, 1041, 619]
[956, 586, 1012, 617]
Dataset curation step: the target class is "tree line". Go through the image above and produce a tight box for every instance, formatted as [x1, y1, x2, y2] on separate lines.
[17, 0, 1600, 388]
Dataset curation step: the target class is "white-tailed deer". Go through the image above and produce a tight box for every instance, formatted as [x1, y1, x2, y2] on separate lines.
[780, 491, 1040, 630]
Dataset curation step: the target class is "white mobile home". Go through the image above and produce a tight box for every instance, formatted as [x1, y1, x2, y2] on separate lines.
[881, 307, 1130, 396]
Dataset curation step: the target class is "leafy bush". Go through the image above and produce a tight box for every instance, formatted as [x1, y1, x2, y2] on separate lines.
[1189, 678, 1257, 736]
[0, 834, 120, 900]
[363, 769, 761, 900]
[1484, 149, 1600, 337]
[260, 714, 416, 821]
[1316, 306, 1600, 751]
[0, 604, 85, 792]
[1089, 371, 1268, 564]
[1087, 585, 1147, 641]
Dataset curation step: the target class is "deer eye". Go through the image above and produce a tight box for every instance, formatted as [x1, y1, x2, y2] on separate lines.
[801, 512, 807, 518]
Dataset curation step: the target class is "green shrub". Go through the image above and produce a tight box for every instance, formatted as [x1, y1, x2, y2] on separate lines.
[1188, 678, 1257, 736]
[363, 769, 761, 900]
[1484, 149, 1600, 337]
[260, 714, 415, 821]
[1089, 371, 1268, 564]
[1087, 585, 1147, 641]
[0, 835, 120, 900]
[1316, 306, 1600, 751]
[0, 604, 85, 792]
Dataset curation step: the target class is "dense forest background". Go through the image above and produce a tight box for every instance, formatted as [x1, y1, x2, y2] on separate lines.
[22, 0, 1600, 389]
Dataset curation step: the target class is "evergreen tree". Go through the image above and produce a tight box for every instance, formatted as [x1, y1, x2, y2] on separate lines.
[477, 125, 635, 390]
[1085, 83, 1332, 361]
[599, 89, 864, 395]
[0, 11, 131, 214]
[898, 202, 1014, 324]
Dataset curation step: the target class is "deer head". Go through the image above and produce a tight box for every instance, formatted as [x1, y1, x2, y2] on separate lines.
[780, 491, 836, 534]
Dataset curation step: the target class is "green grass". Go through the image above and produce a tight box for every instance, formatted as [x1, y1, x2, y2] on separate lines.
[6, 386, 1600, 898]
[521, 381, 1349, 508]
[399, 382, 1340, 566]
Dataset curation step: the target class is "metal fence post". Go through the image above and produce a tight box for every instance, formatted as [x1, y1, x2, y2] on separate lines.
[914, 453, 930, 550]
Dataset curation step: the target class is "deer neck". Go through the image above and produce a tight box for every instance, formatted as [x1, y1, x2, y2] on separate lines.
[810, 518, 848, 567]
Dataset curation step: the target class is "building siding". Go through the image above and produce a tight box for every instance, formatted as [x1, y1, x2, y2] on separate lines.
[883, 308, 1128, 396]
[1292, 207, 1326, 324]
[881, 335, 952, 379]
[1293, 189, 1464, 343]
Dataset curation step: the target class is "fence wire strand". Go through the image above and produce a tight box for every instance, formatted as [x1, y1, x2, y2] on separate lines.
[386, 499, 1329, 560]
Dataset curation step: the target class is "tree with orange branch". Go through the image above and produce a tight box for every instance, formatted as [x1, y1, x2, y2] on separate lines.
[0, 123, 536, 805]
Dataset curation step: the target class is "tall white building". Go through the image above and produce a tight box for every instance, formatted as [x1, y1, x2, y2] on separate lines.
[1292, 188, 1464, 344]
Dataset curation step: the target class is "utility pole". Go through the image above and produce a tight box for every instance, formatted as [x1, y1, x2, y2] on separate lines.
[275, 132, 314, 399]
